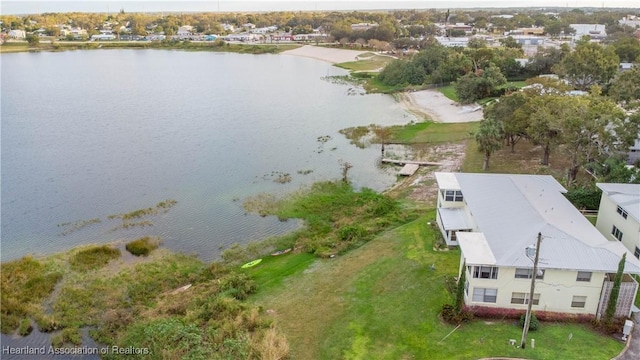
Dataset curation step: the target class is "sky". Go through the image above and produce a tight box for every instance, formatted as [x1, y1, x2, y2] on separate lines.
[1, 0, 639, 15]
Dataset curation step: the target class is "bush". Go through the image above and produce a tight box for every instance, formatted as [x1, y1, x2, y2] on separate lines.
[564, 187, 602, 210]
[220, 273, 257, 300]
[441, 304, 474, 324]
[519, 312, 540, 331]
[69, 246, 120, 271]
[125, 236, 160, 257]
[18, 319, 32, 336]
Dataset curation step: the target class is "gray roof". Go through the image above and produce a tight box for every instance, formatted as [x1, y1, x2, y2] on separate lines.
[438, 207, 473, 230]
[450, 173, 640, 274]
[596, 183, 640, 223]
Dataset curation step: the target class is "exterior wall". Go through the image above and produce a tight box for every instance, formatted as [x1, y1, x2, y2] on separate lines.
[464, 266, 607, 315]
[596, 194, 640, 258]
[597, 276, 639, 318]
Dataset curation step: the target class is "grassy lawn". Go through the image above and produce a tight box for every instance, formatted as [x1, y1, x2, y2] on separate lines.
[254, 212, 624, 359]
[335, 54, 394, 72]
[388, 121, 480, 144]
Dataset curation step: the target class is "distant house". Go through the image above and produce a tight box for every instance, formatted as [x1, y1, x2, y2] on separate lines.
[596, 183, 640, 260]
[619, 15, 640, 28]
[570, 24, 607, 41]
[8, 29, 26, 39]
[177, 26, 194, 36]
[510, 35, 546, 46]
[351, 23, 378, 31]
[435, 36, 468, 47]
[436, 172, 640, 318]
[90, 34, 116, 41]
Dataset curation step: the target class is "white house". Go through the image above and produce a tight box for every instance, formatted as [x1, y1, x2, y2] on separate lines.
[436, 172, 640, 318]
[595, 183, 640, 259]
[177, 25, 194, 36]
[8, 29, 26, 39]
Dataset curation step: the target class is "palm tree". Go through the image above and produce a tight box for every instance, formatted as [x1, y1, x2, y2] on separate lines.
[475, 118, 504, 171]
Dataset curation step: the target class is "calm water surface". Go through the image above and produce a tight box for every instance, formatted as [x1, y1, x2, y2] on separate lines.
[1, 49, 414, 262]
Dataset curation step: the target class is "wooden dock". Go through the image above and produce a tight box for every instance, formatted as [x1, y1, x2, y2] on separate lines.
[382, 158, 443, 176]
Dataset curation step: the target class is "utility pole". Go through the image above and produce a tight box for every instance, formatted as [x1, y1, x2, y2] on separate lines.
[521, 232, 542, 349]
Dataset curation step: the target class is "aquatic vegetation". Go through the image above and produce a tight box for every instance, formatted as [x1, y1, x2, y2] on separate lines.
[297, 169, 313, 175]
[339, 126, 372, 149]
[57, 218, 101, 236]
[125, 236, 161, 257]
[108, 199, 177, 229]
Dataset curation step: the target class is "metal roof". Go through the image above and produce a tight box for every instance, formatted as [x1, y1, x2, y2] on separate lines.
[438, 207, 473, 230]
[458, 232, 496, 265]
[435, 172, 460, 190]
[596, 183, 640, 223]
[448, 173, 640, 274]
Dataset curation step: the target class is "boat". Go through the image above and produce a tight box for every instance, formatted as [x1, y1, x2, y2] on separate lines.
[271, 248, 292, 256]
[241, 259, 262, 268]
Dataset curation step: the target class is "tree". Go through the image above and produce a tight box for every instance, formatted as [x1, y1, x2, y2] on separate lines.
[553, 42, 619, 90]
[611, 36, 640, 62]
[604, 253, 626, 328]
[522, 94, 565, 166]
[499, 36, 522, 50]
[608, 67, 640, 109]
[525, 45, 568, 76]
[484, 92, 528, 152]
[455, 64, 506, 103]
[25, 34, 39, 46]
[455, 261, 466, 314]
[475, 118, 504, 170]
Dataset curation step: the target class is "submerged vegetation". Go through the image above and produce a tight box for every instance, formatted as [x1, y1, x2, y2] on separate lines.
[108, 199, 177, 229]
[57, 218, 101, 236]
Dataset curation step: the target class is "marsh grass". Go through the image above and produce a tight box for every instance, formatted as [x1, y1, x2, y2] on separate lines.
[1, 256, 63, 334]
[69, 246, 121, 272]
[108, 199, 177, 228]
[125, 236, 161, 257]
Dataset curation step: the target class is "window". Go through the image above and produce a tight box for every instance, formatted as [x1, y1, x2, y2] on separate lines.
[634, 247, 640, 260]
[576, 271, 592, 282]
[571, 295, 586, 308]
[443, 190, 463, 202]
[472, 288, 497, 303]
[611, 225, 623, 241]
[473, 266, 499, 279]
[511, 292, 540, 305]
[616, 206, 628, 219]
[514, 268, 545, 280]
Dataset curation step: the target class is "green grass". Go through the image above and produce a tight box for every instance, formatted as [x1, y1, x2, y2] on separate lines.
[259, 212, 625, 359]
[1, 256, 63, 334]
[335, 55, 394, 72]
[69, 245, 120, 271]
[388, 121, 480, 144]
[438, 85, 459, 102]
[242, 252, 316, 294]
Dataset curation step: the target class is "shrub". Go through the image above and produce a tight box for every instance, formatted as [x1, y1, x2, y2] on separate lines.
[220, 273, 257, 300]
[338, 225, 367, 242]
[69, 246, 120, 271]
[520, 312, 540, 331]
[125, 236, 160, 257]
[441, 304, 474, 324]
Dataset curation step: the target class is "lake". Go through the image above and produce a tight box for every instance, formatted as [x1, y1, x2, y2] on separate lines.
[0, 49, 414, 263]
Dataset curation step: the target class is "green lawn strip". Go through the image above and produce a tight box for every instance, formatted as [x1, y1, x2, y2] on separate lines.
[335, 55, 394, 72]
[242, 252, 317, 295]
[438, 85, 458, 102]
[388, 121, 479, 144]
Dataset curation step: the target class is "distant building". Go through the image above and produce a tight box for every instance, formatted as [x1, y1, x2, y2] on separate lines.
[177, 26, 194, 36]
[510, 35, 546, 46]
[619, 15, 640, 28]
[351, 23, 378, 31]
[435, 36, 468, 47]
[8, 29, 26, 38]
[509, 27, 545, 36]
[570, 24, 607, 41]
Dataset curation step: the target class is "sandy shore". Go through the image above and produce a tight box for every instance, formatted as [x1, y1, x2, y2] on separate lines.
[283, 45, 482, 123]
[400, 90, 484, 123]
[282, 45, 368, 64]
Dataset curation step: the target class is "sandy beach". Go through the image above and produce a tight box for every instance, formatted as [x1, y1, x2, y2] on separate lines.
[282, 45, 368, 64]
[400, 90, 484, 123]
[283, 45, 483, 124]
